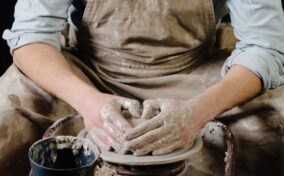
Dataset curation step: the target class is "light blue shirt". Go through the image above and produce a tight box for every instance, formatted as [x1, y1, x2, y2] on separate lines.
[3, 0, 284, 90]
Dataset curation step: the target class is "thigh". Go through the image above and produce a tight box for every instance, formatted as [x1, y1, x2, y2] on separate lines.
[0, 64, 75, 175]
[226, 86, 284, 176]
[198, 84, 284, 176]
[187, 60, 284, 176]
[0, 51, 96, 175]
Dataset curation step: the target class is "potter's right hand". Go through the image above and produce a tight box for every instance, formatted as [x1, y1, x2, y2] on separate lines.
[124, 98, 199, 156]
[78, 93, 140, 152]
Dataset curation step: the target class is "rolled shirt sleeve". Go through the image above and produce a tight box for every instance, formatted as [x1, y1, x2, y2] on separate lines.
[222, 0, 284, 90]
[2, 0, 73, 53]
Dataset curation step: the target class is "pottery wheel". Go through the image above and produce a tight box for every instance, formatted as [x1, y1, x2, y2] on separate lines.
[78, 129, 202, 166]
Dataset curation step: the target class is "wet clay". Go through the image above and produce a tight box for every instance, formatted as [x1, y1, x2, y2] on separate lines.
[95, 164, 121, 176]
[55, 136, 92, 156]
[124, 99, 196, 156]
[78, 128, 203, 166]
[29, 136, 95, 169]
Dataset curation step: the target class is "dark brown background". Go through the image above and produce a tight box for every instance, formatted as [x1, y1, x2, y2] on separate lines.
[0, 0, 17, 76]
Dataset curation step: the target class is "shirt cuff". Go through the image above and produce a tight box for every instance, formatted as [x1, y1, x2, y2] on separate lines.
[221, 46, 284, 90]
[2, 30, 61, 54]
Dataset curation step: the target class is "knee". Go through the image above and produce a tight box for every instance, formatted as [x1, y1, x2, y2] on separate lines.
[0, 110, 42, 174]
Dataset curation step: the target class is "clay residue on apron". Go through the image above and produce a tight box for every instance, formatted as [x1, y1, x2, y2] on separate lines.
[77, 0, 220, 100]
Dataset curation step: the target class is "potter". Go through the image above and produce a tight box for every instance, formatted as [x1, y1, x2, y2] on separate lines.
[1, 0, 284, 175]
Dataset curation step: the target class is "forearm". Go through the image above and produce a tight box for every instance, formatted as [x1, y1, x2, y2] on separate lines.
[191, 65, 262, 127]
[13, 43, 101, 111]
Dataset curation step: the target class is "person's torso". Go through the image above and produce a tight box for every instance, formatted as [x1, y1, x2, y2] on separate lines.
[66, 0, 229, 99]
[69, 0, 227, 29]
[70, 0, 227, 79]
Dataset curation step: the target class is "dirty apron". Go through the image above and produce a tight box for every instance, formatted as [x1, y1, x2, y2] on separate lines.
[1, 0, 284, 175]
[77, 0, 219, 100]
[0, 1, 224, 175]
[75, 1, 284, 175]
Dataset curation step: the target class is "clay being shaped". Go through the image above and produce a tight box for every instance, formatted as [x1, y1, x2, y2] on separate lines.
[78, 128, 202, 165]
[78, 122, 202, 165]
[124, 99, 198, 156]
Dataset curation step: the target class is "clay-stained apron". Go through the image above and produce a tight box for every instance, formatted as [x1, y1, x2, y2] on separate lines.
[77, 0, 221, 100]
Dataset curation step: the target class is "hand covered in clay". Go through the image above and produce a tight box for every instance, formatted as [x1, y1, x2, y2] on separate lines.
[124, 98, 200, 156]
[80, 93, 140, 153]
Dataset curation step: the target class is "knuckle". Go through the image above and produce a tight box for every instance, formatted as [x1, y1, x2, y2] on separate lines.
[100, 113, 109, 121]
[125, 142, 134, 150]
[130, 100, 139, 106]
[143, 99, 153, 106]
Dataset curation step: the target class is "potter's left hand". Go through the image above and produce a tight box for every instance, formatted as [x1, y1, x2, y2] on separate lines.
[124, 98, 204, 156]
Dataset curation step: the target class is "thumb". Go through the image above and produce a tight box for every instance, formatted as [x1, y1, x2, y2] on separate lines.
[141, 99, 160, 119]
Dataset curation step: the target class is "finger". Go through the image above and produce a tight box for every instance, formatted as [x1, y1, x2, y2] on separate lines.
[117, 99, 141, 118]
[88, 128, 111, 151]
[124, 114, 164, 140]
[125, 126, 170, 151]
[134, 133, 180, 156]
[141, 99, 160, 119]
[89, 127, 121, 152]
[91, 135, 111, 151]
[101, 106, 132, 131]
[102, 120, 125, 143]
[153, 140, 184, 156]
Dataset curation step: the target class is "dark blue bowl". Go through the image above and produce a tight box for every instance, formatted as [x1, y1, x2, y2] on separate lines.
[28, 136, 99, 176]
